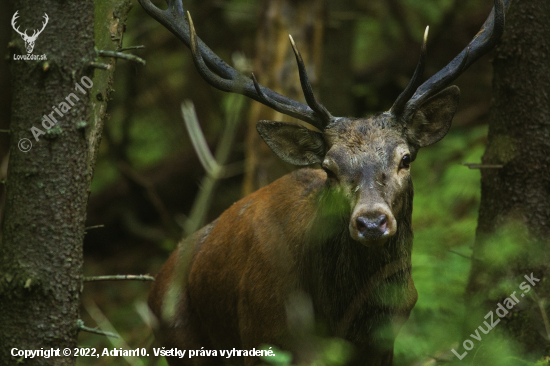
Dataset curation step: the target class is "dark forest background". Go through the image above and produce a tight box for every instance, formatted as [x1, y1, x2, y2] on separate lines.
[1, 0, 543, 365]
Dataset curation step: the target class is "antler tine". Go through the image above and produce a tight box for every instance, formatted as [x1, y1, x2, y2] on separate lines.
[390, 26, 429, 116]
[289, 35, 333, 127]
[40, 13, 49, 32]
[137, 0, 324, 128]
[187, 12, 236, 93]
[11, 11, 26, 37]
[401, 0, 510, 121]
[250, 73, 325, 131]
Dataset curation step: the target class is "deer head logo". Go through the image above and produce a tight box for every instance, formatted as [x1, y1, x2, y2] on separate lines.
[11, 11, 48, 54]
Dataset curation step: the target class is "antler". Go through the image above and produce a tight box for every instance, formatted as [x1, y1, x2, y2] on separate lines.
[390, 26, 429, 116]
[29, 13, 49, 40]
[393, 0, 512, 122]
[11, 11, 27, 38]
[11, 11, 48, 40]
[138, 0, 332, 130]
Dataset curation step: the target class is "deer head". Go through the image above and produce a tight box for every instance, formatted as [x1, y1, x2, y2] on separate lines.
[139, 0, 506, 247]
[12, 11, 49, 54]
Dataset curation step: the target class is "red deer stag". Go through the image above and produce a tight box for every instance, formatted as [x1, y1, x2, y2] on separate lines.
[138, 0, 510, 365]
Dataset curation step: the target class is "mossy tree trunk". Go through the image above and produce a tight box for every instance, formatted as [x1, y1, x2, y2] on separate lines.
[461, 0, 550, 363]
[242, 0, 325, 194]
[0, 0, 131, 364]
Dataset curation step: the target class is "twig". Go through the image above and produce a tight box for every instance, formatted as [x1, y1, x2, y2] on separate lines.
[461, 163, 503, 169]
[98, 50, 146, 66]
[83, 300, 145, 366]
[221, 161, 246, 179]
[85, 224, 104, 231]
[83, 274, 154, 282]
[387, 0, 414, 44]
[447, 249, 471, 259]
[181, 95, 245, 235]
[90, 62, 112, 70]
[0, 129, 9, 133]
[537, 297, 550, 341]
[77, 319, 120, 338]
[181, 101, 220, 177]
[118, 45, 145, 52]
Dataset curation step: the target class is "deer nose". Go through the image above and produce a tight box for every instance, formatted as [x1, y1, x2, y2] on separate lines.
[356, 214, 388, 239]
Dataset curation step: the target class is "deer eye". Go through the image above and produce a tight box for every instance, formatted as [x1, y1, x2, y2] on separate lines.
[400, 154, 411, 170]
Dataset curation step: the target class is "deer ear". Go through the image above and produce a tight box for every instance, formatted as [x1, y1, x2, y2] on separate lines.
[406, 86, 460, 148]
[257, 121, 326, 166]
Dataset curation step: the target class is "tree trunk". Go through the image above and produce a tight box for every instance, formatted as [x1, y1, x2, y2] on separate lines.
[462, 0, 550, 363]
[242, 0, 324, 194]
[0, 1, 131, 364]
[320, 0, 355, 116]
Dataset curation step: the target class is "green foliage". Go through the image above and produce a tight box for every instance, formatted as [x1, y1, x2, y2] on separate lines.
[260, 339, 352, 366]
[261, 346, 293, 366]
[394, 125, 486, 364]
[81, 1, 549, 365]
[404, 0, 456, 26]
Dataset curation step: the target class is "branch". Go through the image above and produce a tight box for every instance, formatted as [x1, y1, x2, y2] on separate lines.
[77, 319, 119, 338]
[447, 249, 471, 260]
[84, 224, 104, 231]
[181, 101, 220, 177]
[531, 291, 550, 341]
[118, 45, 145, 52]
[89, 62, 112, 70]
[181, 95, 245, 235]
[83, 274, 154, 282]
[83, 301, 145, 366]
[98, 50, 146, 66]
[387, 0, 414, 44]
[461, 163, 504, 169]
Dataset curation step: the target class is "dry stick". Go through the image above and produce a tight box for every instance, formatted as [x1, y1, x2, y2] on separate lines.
[98, 50, 146, 66]
[84, 300, 145, 366]
[90, 62, 111, 70]
[181, 101, 219, 176]
[447, 249, 471, 259]
[461, 162, 503, 169]
[133, 301, 158, 358]
[85, 224, 105, 231]
[119, 45, 145, 52]
[83, 275, 154, 282]
[534, 295, 550, 341]
[525, 289, 550, 342]
[77, 319, 120, 338]
[221, 160, 246, 179]
[181, 94, 245, 235]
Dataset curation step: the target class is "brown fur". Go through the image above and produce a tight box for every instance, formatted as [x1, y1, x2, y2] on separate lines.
[147, 107, 463, 365]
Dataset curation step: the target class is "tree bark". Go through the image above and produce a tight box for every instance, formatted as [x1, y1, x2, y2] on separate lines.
[242, 0, 324, 194]
[320, 0, 355, 116]
[462, 0, 550, 363]
[0, 1, 131, 364]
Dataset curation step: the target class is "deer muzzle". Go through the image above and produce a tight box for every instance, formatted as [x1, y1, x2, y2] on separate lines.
[350, 203, 397, 246]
